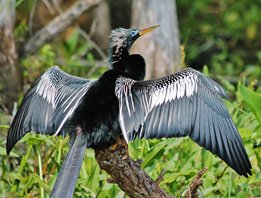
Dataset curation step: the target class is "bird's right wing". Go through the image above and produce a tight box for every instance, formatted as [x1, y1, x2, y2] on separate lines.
[7, 66, 95, 154]
[115, 68, 251, 177]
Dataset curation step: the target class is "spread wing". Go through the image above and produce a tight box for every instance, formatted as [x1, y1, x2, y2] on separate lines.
[115, 68, 251, 177]
[7, 66, 95, 154]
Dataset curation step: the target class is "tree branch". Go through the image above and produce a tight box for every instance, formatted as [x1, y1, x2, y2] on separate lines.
[22, 0, 104, 56]
[185, 168, 208, 198]
[94, 143, 172, 198]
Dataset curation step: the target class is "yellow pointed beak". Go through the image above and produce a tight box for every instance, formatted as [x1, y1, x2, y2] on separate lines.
[139, 25, 160, 36]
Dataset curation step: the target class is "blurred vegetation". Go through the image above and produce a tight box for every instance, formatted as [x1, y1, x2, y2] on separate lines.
[0, 0, 261, 197]
[178, 0, 261, 80]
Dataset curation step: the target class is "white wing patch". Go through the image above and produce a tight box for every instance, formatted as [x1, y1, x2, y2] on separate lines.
[33, 66, 95, 136]
[149, 74, 198, 111]
[54, 81, 94, 136]
[115, 70, 199, 143]
[36, 75, 57, 108]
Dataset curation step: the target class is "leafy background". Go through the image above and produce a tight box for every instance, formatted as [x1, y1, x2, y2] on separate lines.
[0, 0, 260, 197]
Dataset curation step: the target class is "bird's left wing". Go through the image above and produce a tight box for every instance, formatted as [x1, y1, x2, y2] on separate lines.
[7, 66, 95, 154]
[115, 68, 251, 177]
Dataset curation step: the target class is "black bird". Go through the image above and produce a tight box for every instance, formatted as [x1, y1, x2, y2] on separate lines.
[7, 26, 251, 197]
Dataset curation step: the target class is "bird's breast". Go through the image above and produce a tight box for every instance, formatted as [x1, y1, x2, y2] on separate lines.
[69, 81, 121, 148]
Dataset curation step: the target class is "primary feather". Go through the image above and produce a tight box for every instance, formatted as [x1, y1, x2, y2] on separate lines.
[115, 68, 251, 177]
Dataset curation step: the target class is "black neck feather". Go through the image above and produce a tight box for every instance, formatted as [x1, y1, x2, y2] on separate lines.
[109, 41, 146, 81]
[109, 45, 129, 70]
[123, 54, 146, 81]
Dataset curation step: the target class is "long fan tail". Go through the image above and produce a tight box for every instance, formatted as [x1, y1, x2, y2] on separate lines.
[50, 131, 87, 198]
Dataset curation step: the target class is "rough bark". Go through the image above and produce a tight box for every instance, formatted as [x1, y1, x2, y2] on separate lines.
[109, 0, 132, 28]
[22, 0, 105, 56]
[95, 143, 172, 198]
[131, 0, 181, 79]
[0, 0, 23, 112]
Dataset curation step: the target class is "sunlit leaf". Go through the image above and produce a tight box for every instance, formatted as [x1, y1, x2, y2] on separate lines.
[31, 173, 51, 193]
[239, 84, 261, 125]
[142, 141, 167, 168]
[0, 147, 18, 157]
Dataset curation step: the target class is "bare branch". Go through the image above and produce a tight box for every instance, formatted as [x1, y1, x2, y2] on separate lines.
[78, 28, 107, 61]
[53, 0, 64, 15]
[42, 0, 55, 14]
[22, 0, 104, 56]
[95, 142, 172, 198]
[28, 0, 37, 36]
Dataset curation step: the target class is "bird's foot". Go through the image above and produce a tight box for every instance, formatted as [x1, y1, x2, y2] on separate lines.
[117, 138, 129, 153]
[109, 137, 128, 151]
[109, 143, 118, 151]
[117, 138, 129, 159]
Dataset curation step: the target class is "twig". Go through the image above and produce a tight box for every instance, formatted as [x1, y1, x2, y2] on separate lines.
[42, 0, 55, 14]
[78, 28, 107, 60]
[28, 0, 37, 36]
[22, 0, 104, 56]
[89, 17, 98, 37]
[53, 0, 64, 15]
[78, 28, 108, 76]
[185, 168, 208, 198]
[155, 169, 166, 185]
[213, 166, 228, 185]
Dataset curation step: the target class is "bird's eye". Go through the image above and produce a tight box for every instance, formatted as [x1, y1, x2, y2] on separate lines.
[130, 30, 138, 37]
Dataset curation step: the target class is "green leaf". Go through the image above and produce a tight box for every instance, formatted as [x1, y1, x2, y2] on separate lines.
[142, 141, 167, 168]
[0, 147, 18, 157]
[78, 185, 96, 197]
[161, 169, 197, 184]
[0, 125, 9, 129]
[31, 173, 51, 193]
[65, 29, 80, 54]
[239, 84, 261, 125]
[11, 145, 32, 192]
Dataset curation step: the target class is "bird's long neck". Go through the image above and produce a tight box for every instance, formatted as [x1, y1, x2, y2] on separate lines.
[109, 45, 130, 71]
[124, 54, 146, 81]
[108, 41, 146, 81]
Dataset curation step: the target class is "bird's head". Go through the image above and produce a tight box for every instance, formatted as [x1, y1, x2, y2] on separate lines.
[109, 25, 159, 68]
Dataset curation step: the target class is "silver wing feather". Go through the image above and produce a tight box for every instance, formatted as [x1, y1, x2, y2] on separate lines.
[7, 66, 95, 154]
[115, 67, 251, 177]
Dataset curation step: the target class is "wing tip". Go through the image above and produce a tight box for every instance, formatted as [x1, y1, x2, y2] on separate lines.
[6, 135, 15, 155]
[6, 123, 25, 155]
[6, 144, 12, 155]
[232, 156, 252, 178]
[240, 168, 252, 178]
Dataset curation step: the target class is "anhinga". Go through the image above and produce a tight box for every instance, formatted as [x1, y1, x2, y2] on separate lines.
[7, 26, 251, 197]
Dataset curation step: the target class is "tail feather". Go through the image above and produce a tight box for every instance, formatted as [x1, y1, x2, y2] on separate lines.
[50, 132, 87, 198]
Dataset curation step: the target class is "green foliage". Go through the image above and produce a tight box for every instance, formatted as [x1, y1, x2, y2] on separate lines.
[239, 84, 261, 125]
[177, 0, 261, 79]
